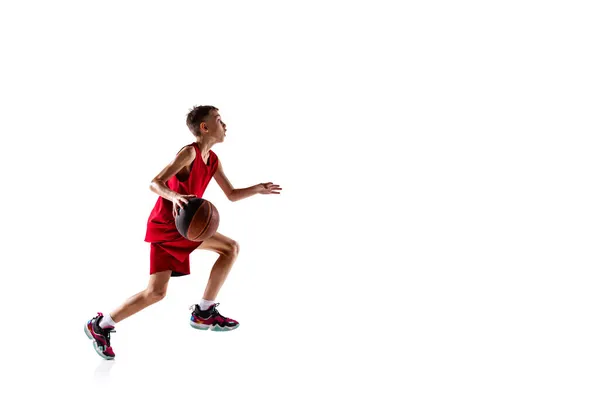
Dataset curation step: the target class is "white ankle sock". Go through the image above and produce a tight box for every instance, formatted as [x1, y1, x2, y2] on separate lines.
[99, 313, 116, 329]
[199, 299, 216, 311]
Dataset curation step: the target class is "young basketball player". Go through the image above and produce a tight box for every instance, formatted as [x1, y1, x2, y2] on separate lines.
[84, 106, 282, 360]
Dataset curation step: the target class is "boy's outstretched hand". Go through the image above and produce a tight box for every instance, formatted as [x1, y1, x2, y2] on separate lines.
[257, 182, 282, 195]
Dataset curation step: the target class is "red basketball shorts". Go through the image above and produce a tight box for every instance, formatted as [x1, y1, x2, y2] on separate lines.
[150, 237, 203, 277]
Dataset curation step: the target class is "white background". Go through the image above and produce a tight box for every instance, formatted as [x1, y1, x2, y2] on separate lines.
[1, 1, 599, 399]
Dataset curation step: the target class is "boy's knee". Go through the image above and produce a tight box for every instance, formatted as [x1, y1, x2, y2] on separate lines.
[146, 287, 167, 301]
[225, 240, 240, 257]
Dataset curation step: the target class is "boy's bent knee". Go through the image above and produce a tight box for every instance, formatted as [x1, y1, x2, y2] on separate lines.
[146, 288, 167, 301]
[225, 240, 240, 257]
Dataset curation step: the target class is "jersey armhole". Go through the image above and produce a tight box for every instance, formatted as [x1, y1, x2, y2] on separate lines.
[175, 143, 198, 182]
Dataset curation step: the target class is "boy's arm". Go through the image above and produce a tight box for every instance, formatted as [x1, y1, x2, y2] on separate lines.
[213, 160, 237, 201]
[213, 160, 282, 202]
[150, 146, 197, 211]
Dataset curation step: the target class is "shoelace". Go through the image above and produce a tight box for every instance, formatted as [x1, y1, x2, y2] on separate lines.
[210, 303, 223, 318]
[103, 327, 116, 345]
[189, 303, 223, 317]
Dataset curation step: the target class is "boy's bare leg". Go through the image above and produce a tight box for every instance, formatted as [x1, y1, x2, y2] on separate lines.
[196, 232, 240, 300]
[85, 270, 172, 359]
[110, 270, 172, 323]
[190, 232, 241, 331]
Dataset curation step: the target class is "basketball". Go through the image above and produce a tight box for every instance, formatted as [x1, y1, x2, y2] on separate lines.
[175, 197, 220, 241]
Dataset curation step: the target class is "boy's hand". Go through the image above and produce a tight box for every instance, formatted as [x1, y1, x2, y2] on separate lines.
[257, 182, 282, 195]
[172, 194, 197, 217]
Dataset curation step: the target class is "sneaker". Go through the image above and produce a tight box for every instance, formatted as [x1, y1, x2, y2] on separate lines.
[189, 303, 240, 331]
[84, 312, 116, 360]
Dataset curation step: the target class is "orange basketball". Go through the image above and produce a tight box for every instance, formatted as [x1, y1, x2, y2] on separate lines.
[175, 198, 220, 241]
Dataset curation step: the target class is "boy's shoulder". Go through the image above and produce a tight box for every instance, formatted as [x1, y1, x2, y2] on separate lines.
[176, 142, 197, 155]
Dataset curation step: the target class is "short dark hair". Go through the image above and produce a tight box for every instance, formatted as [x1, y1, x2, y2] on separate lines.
[186, 105, 218, 136]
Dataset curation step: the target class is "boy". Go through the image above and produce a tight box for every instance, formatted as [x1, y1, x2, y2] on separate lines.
[84, 106, 282, 360]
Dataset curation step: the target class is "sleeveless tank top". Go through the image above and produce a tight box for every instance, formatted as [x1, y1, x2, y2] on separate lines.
[145, 142, 219, 243]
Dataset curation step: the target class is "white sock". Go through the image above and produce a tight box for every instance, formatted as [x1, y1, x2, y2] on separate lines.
[99, 313, 116, 329]
[199, 299, 216, 311]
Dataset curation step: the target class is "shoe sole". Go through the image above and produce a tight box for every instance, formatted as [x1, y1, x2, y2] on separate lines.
[190, 321, 240, 332]
[84, 322, 115, 360]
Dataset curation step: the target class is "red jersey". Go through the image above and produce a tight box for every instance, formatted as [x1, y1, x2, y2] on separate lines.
[145, 142, 219, 243]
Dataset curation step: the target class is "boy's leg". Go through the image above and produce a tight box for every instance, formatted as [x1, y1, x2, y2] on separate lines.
[189, 232, 241, 331]
[84, 270, 171, 359]
[111, 270, 172, 323]
[196, 232, 240, 300]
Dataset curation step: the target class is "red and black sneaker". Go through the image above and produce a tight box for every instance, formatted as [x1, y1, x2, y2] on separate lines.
[84, 313, 116, 360]
[189, 303, 239, 331]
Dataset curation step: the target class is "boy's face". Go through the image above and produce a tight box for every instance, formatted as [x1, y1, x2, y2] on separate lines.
[201, 110, 227, 142]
